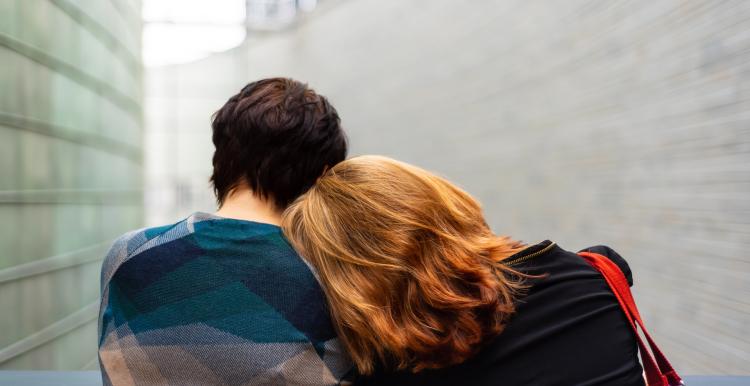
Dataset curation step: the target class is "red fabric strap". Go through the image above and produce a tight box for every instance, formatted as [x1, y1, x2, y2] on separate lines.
[578, 252, 683, 386]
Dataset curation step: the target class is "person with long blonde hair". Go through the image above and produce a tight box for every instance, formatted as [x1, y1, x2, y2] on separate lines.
[282, 155, 646, 385]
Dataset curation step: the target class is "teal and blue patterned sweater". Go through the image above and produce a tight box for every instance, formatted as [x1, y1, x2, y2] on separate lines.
[98, 212, 352, 385]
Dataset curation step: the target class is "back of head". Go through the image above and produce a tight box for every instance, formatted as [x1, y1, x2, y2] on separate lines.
[282, 155, 526, 374]
[210, 77, 348, 210]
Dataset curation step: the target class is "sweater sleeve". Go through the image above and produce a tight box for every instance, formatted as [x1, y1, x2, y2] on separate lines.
[579, 245, 634, 287]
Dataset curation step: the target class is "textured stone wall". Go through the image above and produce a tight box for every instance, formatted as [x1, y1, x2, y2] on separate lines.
[145, 0, 750, 374]
[0, 0, 142, 370]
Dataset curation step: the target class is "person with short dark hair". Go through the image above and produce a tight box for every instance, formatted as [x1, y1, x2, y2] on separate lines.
[98, 78, 351, 386]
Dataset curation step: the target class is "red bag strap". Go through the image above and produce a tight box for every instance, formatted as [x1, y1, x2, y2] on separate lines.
[578, 252, 683, 386]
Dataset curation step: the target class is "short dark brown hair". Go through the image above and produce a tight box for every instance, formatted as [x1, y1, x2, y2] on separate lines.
[210, 78, 347, 209]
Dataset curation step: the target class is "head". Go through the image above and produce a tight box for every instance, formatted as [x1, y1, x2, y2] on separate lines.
[210, 77, 348, 211]
[282, 156, 526, 374]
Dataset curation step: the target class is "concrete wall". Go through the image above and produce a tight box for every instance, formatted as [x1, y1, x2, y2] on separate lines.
[145, 0, 750, 374]
[0, 0, 142, 370]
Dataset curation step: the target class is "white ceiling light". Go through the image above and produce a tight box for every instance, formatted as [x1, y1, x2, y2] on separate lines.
[142, 0, 247, 67]
[143, 0, 247, 24]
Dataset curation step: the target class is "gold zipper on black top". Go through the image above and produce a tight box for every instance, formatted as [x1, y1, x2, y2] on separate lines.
[504, 242, 557, 267]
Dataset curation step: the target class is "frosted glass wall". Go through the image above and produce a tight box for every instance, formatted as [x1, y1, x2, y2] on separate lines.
[0, 0, 142, 370]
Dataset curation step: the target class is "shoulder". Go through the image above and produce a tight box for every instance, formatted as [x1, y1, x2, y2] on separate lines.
[578, 245, 634, 286]
[100, 216, 195, 291]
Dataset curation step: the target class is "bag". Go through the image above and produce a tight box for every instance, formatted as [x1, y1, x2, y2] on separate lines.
[578, 251, 684, 386]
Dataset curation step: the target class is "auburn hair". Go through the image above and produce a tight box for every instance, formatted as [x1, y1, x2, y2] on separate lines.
[281, 156, 527, 374]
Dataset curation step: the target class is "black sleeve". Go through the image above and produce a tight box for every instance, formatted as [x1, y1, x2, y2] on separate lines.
[579, 245, 634, 287]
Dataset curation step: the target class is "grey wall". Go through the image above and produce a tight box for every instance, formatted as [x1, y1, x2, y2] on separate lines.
[145, 0, 750, 374]
[0, 0, 142, 370]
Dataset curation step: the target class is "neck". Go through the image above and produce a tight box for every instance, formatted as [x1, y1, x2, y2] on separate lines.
[215, 186, 282, 226]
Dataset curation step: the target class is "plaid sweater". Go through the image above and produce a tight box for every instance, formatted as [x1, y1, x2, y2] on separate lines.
[98, 212, 351, 385]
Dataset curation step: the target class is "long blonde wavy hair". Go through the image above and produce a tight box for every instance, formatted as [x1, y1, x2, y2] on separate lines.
[281, 156, 526, 375]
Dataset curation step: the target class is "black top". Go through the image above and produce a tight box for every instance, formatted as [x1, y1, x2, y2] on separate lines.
[355, 241, 645, 386]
